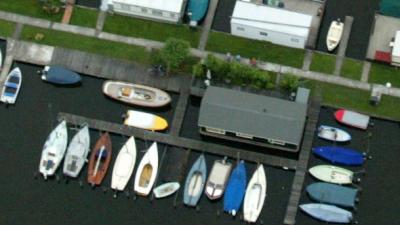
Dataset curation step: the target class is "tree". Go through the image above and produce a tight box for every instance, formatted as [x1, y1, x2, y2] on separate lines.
[280, 74, 300, 92]
[159, 38, 190, 74]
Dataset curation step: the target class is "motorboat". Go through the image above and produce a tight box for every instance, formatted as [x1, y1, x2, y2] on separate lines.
[87, 133, 112, 186]
[111, 136, 137, 192]
[326, 19, 344, 51]
[40, 66, 81, 85]
[63, 124, 90, 178]
[124, 110, 168, 131]
[205, 157, 232, 200]
[187, 0, 209, 27]
[153, 182, 180, 199]
[0, 67, 22, 104]
[134, 142, 159, 196]
[183, 154, 207, 207]
[306, 182, 358, 208]
[334, 109, 370, 130]
[317, 125, 351, 142]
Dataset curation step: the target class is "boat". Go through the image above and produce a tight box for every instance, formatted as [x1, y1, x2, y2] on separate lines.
[39, 120, 68, 179]
[63, 124, 90, 178]
[205, 157, 232, 200]
[183, 154, 207, 207]
[111, 136, 137, 192]
[87, 133, 112, 186]
[306, 182, 358, 208]
[313, 146, 364, 166]
[317, 125, 351, 142]
[0, 67, 22, 104]
[243, 164, 267, 223]
[334, 109, 370, 130]
[153, 182, 180, 199]
[40, 66, 81, 85]
[300, 203, 353, 223]
[224, 161, 247, 216]
[187, 0, 209, 27]
[326, 19, 344, 51]
[102, 80, 171, 107]
[134, 142, 159, 196]
[309, 165, 353, 185]
[124, 110, 168, 131]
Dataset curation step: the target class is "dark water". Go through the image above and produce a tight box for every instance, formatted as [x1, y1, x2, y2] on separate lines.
[76, 0, 101, 8]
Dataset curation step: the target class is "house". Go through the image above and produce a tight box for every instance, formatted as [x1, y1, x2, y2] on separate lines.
[230, 0, 313, 49]
[198, 86, 308, 152]
[390, 31, 400, 66]
[108, 0, 186, 23]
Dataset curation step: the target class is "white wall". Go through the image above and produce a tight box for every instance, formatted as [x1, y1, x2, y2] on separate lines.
[231, 22, 307, 49]
[111, 2, 180, 23]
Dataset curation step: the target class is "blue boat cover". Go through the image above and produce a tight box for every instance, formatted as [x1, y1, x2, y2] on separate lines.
[4, 92, 15, 97]
[223, 161, 247, 215]
[313, 146, 364, 166]
[183, 154, 207, 206]
[5, 82, 18, 89]
[44, 66, 81, 85]
[306, 182, 358, 208]
[187, 0, 209, 22]
[300, 203, 352, 223]
[95, 149, 108, 158]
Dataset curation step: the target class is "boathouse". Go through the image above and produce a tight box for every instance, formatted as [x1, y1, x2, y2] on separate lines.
[108, 0, 186, 23]
[230, 0, 312, 49]
[198, 86, 308, 152]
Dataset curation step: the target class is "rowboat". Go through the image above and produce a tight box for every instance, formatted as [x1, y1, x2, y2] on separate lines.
[243, 164, 267, 223]
[183, 154, 207, 207]
[187, 0, 209, 27]
[111, 136, 137, 192]
[63, 124, 90, 178]
[39, 120, 68, 179]
[40, 66, 81, 85]
[326, 19, 344, 51]
[102, 80, 171, 107]
[306, 182, 358, 208]
[153, 182, 180, 199]
[205, 157, 232, 200]
[124, 110, 168, 131]
[224, 161, 247, 216]
[313, 146, 364, 166]
[300, 203, 353, 223]
[0, 67, 22, 104]
[317, 125, 351, 142]
[309, 165, 353, 185]
[87, 133, 112, 186]
[334, 109, 370, 130]
[134, 142, 159, 196]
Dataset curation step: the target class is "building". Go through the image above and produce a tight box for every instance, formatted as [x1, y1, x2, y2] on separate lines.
[390, 31, 400, 66]
[198, 86, 308, 152]
[230, 0, 313, 49]
[108, 0, 185, 23]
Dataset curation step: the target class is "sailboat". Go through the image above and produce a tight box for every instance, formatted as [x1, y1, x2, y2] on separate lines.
[63, 124, 90, 178]
[309, 165, 353, 185]
[300, 203, 353, 223]
[243, 164, 267, 223]
[111, 136, 137, 192]
[0, 67, 22, 104]
[134, 142, 159, 196]
[87, 133, 112, 186]
[224, 161, 247, 216]
[183, 154, 207, 207]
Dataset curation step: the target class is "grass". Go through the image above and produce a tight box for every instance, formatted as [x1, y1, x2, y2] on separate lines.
[341, 58, 363, 80]
[206, 31, 305, 68]
[69, 6, 98, 28]
[20, 26, 152, 65]
[310, 52, 336, 74]
[0, 0, 63, 22]
[369, 63, 400, 87]
[103, 13, 200, 47]
[0, 19, 15, 37]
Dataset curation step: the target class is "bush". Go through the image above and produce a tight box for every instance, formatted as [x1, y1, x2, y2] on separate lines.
[159, 38, 190, 74]
[280, 74, 300, 92]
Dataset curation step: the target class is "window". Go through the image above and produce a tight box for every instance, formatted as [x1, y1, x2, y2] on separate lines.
[170, 12, 176, 18]
[152, 10, 163, 16]
[291, 38, 299, 43]
[237, 27, 245, 31]
[268, 139, 285, 146]
[141, 8, 148, 13]
[236, 132, 253, 139]
[205, 127, 226, 135]
[260, 32, 268, 36]
[121, 3, 130, 11]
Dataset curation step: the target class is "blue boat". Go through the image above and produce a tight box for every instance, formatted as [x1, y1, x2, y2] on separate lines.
[306, 182, 358, 208]
[313, 146, 364, 166]
[187, 0, 209, 27]
[223, 160, 247, 216]
[183, 154, 207, 207]
[300, 203, 353, 223]
[41, 66, 81, 85]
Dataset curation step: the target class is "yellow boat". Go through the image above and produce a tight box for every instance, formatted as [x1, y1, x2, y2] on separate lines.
[123, 110, 168, 131]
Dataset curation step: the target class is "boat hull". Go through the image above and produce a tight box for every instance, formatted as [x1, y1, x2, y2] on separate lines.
[334, 109, 370, 130]
[205, 158, 232, 200]
[306, 182, 358, 208]
[63, 125, 90, 178]
[1, 67, 22, 104]
[309, 165, 353, 185]
[153, 182, 180, 198]
[224, 161, 247, 216]
[300, 203, 352, 223]
[87, 133, 112, 186]
[313, 146, 364, 166]
[134, 142, 158, 196]
[111, 136, 137, 191]
[243, 164, 267, 223]
[183, 154, 207, 207]
[124, 110, 168, 131]
[317, 125, 351, 142]
[41, 66, 81, 85]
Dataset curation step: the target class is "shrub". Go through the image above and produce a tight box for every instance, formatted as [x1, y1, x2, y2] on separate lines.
[280, 74, 300, 92]
[159, 38, 190, 74]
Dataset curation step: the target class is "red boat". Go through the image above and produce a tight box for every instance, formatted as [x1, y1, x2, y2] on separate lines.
[87, 133, 112, 186]
[334, 109, 370, 130]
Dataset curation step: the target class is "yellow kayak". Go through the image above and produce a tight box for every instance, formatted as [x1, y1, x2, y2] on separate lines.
[124, 110, 168, 131]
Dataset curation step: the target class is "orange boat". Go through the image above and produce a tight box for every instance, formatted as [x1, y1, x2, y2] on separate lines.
[87, 133, 112, 186]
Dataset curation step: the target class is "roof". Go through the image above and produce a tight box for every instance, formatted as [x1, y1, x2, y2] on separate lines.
[110, 0, 184, 13]
[392, 31, 400, 57]
[231, 1, 312, 37]
[198, 86, 307, 145]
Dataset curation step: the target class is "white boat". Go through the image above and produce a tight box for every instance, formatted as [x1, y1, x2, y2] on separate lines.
[335, 109, 370, 130]
[124, 110, 168, 131]
[205, 157, 232, 200]
[309, 165, 353, 185]
[326, 19, 344, 51]
[153, 182, 180, 198]
[0, 67, 22, 104]
[318, 125, 351, 142]
[111, 136, 137, 192]
[39, 121, 68, 179]
[63, 125, 90, 178]
[243, 164, 267, 223]
[134, 142, 159, 196]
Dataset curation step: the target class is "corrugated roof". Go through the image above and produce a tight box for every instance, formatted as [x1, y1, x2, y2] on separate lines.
[198, 86, 307, 145]
[110, 0, 184, 13]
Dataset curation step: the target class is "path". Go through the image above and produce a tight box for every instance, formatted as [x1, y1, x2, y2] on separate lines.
[302, 50, 313, 71]
[361, 61, 371, 82]
[95, 10, 107, 35]
[61, 0, 75, 24]
[333, 16, 354, 76]
[197, 0, 219, 50]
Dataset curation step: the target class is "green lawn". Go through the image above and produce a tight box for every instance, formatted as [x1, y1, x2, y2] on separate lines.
[206, 31, 305, 68]
[21, 26, 152, 65]
[0, 19, 15, 37]
[310, 52, 336, 74]
[103, 13, 200, 47]
[369, 63, 400, 87]
[341, 58, 363, 80]
[0, 0, 63, 22]
[69, 6, 98, 28]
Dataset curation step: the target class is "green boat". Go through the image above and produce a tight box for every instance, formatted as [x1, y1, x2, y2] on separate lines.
[187, 0, 209, 26]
